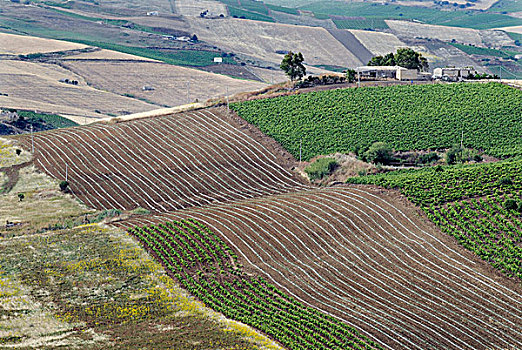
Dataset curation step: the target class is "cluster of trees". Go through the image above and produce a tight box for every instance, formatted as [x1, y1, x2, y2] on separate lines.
[368, 48, 429, 71]
[280, 48, 427, 84]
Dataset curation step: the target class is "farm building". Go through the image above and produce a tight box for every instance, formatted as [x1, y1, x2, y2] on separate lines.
[433, 67, 476, 81]
[355, 66, 421, 81]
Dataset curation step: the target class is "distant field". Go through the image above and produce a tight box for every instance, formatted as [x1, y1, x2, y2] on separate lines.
[0, 60, 157, 117]
[349, 30, 408, 58]
[333, 18, 389, 30]
[61, 60, 267, 107]
[300, 1, 521, 29]
[231, 83, 522, 160]
[187, 18, 363, 67]
[174, 0, 228, 17]
[0, 32, 88, 55]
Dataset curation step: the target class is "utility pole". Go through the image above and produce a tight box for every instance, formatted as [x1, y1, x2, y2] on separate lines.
[187, 81, 190, 104]
[65, 163, 68, 182]
[226, 86, 229, 113]
[30, 124, 34, 153]
[357, 71, 360, 87]
[460, 130, 464, 148]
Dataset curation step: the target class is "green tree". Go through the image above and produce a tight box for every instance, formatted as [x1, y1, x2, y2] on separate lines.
[280, 51, 306, 81]
[394, 48, 428, 71]
[346, 69, 356, 83]
[367, 48, 428, 71]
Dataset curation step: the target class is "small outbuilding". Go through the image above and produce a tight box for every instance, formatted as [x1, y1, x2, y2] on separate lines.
[355, 66, 422, 81]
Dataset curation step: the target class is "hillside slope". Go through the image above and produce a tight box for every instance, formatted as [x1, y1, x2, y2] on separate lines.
[117, 185, 522, 350]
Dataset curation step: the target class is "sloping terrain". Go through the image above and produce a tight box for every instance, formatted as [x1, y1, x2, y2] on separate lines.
[60, 60, 267, 107]
[116, 185, 522, 350]
[186, 17, 364, 67]
[0, 32, 88, 55]
[18, 108, 309, 212]
[386, 20, 515, 48]
[0, 60, 157, 118]
[349, 30, 409, 57]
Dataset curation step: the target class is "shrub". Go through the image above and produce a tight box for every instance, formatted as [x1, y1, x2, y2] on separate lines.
[363, 142, 394, 165]
[17, 193, 24, 201]
[59, 180, 69, 192]
[418, 152, 439, 165]
[305, 157, 338, 180]
[15, 149, 22, 156]
[504, 198, 518, 211]
[131, 207, 151, 215]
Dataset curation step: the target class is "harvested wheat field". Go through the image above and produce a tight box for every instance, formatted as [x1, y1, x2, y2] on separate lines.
[116, 185, 522, 350]
[349, 30, 409, 57]
[60, 60, 268, 107]
[187, 18, 363, 67]
[0, 60, 157, 117]
[174, 0, 228, 17]
[0, 32, 88, 55]
[17, 108, 310, 212]
[62, 48, 160, 61]
[387, 20, 514, 47]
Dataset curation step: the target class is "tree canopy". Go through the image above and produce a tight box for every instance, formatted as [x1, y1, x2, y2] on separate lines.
[280, 51, 306, 81]
[368, 48, 429, 71]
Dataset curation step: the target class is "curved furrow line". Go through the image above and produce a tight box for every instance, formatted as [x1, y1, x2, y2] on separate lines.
[251, 197, 497, 349]
[33, 133, 126, 209]
[42, 128, 145, 209]
[180, 112, 305, 194]
[122, 118, 254, 205]
[329, 188, 522, 328]
[58, 127, 165, 211]
[86, 122, 206, 210]
[347, 187, 522, 304]
[202, 110, 307, 186]
[149, 117, 275, 199]
[72, 125, 178, 210]
[227, 201, 470, 349]
[155, 208, 401, 350]
[287, 192, 518, 348]
[192, 111, 310, 190]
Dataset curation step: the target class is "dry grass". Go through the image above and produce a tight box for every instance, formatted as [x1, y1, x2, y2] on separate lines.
[495, 25, 522, 34]
[174, 0, 228, 17]
[350, 29, 409, 56]
[0, 60, 157, 118]
[387, 20, 483, 46]
[0, 143, 281, 349]
[0, 224, 282, 349]
[0, 32, 87, 55]
[61, 60, 267, 107]
[186, 17, 363, 67]
[0, 164, 94, 236]
[0, 138, 31, 168]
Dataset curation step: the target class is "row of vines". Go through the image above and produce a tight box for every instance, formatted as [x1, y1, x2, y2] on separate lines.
[129, 219, 382, 350]
[348, 159, 522, 279]
[231, 82, 522, 160]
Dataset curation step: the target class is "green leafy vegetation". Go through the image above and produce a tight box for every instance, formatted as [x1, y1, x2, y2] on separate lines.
[347, 159, 522, 279]
[333, 18, 389, 30]
[129, 219, 382, 350]
[368, 48, 429, 71]
[69, 40, 236, 66]
[231, 83, 522, 161]
[305, 157, 337, 180]
[299, 1, 521, 29]
[449, 43, 519, 59]
[17, 110, 78, 129]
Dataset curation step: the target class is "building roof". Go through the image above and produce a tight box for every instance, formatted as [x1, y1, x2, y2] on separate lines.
[356, 65, 409, 72]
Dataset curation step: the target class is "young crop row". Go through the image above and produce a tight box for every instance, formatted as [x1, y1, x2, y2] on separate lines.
[231, 83, 522, 160]
[128, 219, 382, 350]
[348, 159, 522, 279]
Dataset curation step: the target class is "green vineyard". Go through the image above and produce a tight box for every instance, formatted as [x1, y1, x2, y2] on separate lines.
[129, 219, 382, 350]
[348, 159, 522, 279]
[231, 83, 522, 161]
